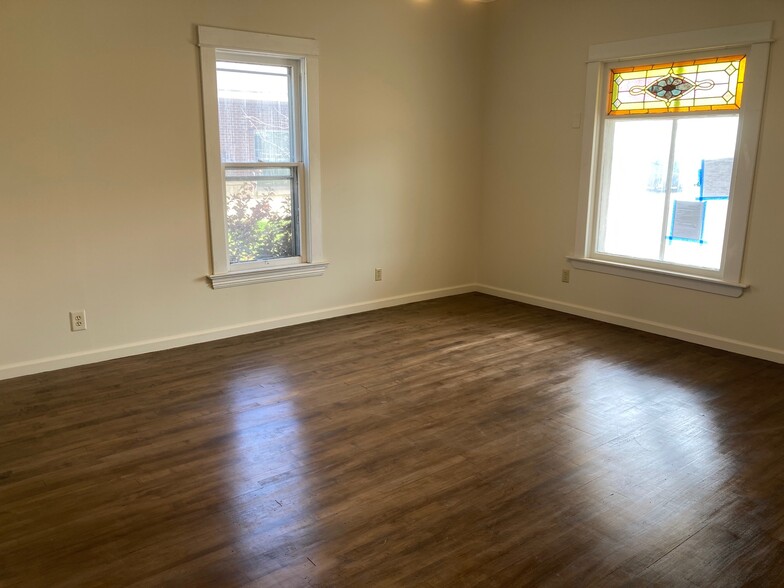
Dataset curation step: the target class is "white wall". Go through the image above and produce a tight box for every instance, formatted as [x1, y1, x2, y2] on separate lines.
[480, 0, 783, 360]
[3, 0, 782, 381]
[0, 0, 487, 378]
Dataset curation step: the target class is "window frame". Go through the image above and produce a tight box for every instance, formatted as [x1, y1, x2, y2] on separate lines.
[570, 22, 772, 298]
[198, 26, 327, 289]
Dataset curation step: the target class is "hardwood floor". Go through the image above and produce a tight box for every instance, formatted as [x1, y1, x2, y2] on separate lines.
[2, 293, 784, 587]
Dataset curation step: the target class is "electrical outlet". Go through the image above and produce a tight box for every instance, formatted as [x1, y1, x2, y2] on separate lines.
[70, 310, 87, 331]
[561, 269, 570, 284]
[374, 268, 383, 282]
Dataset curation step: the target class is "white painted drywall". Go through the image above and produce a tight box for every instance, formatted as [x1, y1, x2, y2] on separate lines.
[0, 0, 487, 377]
[480, 0, 783, 355]
[3, 0, 782, 380]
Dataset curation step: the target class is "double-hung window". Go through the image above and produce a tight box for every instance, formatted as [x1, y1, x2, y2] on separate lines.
[572, 23, 772, 297]
[198, 26, 326, 288]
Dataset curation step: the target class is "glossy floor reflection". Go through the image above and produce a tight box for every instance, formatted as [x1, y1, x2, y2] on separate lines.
[1, 293, 783, 586]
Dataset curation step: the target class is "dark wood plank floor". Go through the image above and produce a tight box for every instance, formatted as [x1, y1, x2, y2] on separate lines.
[2, 293, 784, 587]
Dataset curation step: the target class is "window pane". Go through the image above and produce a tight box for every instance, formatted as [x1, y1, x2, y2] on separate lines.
[224, 170, 297, 264]
[597, 116, 738, 270]
[662, 116, 738, 269]
[609, 55, 745, 115]
[216, 61, 292, 163]
[598, 118, 674, 260]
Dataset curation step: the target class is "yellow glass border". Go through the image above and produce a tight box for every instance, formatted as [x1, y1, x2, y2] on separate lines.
[608, 55, 746, 116]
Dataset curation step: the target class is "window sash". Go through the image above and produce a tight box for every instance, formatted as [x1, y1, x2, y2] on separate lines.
[222, 162, 304, 270]
[215, 51, 303, 166]
[591, 113, 740, 277]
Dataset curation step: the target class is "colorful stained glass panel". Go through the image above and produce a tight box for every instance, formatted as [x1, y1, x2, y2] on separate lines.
[609, 55, 745, 115]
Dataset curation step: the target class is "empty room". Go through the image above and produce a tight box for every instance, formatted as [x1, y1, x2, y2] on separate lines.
[1, 0, 783, 585]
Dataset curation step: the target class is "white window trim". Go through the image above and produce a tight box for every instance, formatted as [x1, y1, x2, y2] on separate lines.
[198, 25, 327, 289]
[572, 22, 773, 298]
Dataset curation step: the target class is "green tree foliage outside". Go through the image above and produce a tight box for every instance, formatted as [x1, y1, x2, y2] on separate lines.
[226, 181, 294, 263]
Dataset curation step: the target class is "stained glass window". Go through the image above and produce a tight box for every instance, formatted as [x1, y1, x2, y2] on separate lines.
[608, 55, 746, 116]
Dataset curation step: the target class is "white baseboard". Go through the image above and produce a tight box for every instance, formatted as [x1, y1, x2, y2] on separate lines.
[477, 284, 784, 365]
[4, 282, 781, 381]
[0, 284, 475, 381]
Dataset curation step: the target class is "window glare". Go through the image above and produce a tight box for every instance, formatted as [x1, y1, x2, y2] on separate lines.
[599, 118, 672, 261]
[598, 115, 739, 270]
[216, 67, 290, 103]
[217, 61, 288, 75]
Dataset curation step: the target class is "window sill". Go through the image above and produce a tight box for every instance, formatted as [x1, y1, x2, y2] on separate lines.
[209, 262, 329, 289]
[567, 257, 747, 298]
